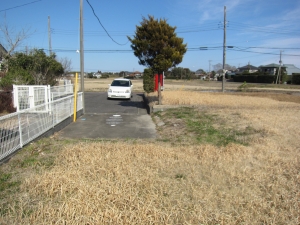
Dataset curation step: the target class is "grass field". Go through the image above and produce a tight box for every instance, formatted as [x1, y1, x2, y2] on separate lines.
[74, 77, 300, 92]
[0, 90, 299, 224]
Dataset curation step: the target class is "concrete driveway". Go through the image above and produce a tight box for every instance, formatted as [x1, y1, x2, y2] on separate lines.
[59, 92, 157, 139]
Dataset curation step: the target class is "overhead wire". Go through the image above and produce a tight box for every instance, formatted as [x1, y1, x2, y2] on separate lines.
[228, 48, 300, 57]
[85, 0, 128, 45]
[0, 0, 42, 12]
[21, 45, 299, 56]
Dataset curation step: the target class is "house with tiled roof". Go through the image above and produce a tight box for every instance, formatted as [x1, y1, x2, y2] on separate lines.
[283, 64, 300, 75]
[236, 64, 259, 74]
[126, 71, 143, 79]
[259, 63, 286, 75]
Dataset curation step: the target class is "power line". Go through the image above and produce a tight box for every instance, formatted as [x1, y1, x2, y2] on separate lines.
[16, 46, 300, 56]
[85, 0, 128, 45]
[51, 25, 220, 36]
[228, 48, 300, 57]
[0, 0, 42, 12]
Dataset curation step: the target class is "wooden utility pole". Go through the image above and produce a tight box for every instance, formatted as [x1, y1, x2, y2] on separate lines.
[276, 50, 283, 84]
[48, 16, 52, 55]
[222, 6, 227, 92]
[80, 0, 85, 113]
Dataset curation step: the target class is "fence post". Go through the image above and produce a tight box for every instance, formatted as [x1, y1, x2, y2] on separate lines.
[18, 113, 23, 148]
[52, 100, 55, 128]
[46, 85, 51, 112]
[70, 97, 72, 117]
[29, 87, 34, 109]
[13, 85, 19, 111]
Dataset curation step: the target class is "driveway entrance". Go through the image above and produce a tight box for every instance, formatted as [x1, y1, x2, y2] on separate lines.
[59, 92, 157, 139]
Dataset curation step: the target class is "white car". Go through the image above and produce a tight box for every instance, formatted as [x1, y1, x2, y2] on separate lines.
[107, 78, 133, 99]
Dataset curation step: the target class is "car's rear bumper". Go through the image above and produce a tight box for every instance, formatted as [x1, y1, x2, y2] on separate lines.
[107, 92, 131, 99]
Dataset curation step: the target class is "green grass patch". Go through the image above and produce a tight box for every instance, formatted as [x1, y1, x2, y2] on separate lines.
[155, 107, 251, 146]
[0, 172, 21, 198]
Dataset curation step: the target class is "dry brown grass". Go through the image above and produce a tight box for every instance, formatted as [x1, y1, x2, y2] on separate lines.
[1, 91, 299, 224]
[74, 78, 300, 92]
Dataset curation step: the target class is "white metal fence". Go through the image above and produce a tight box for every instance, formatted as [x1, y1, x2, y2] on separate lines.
[13, 84, 74, 112]
[0, 93, 83, 161]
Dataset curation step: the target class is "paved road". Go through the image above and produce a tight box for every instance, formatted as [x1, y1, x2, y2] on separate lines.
[59, 92, 157, 139]
[85, 92, 147, 115]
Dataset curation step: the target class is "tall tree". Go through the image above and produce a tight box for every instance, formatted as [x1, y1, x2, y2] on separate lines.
[171, 67, 192, 80]
[196, 69, 206, 74]
[213, 63, 236, 72]
[171, 67, 182, 79]
[59, 57, 72, 75]
[128, 15, 187, 104]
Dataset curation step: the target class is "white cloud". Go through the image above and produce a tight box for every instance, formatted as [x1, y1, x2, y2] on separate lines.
[195, 0, 254, 23]
[261, 37, 300, 47]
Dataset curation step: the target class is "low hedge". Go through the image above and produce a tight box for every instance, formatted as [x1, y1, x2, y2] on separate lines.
[233, 74, 275, 83]
[291, 74, 300, 84]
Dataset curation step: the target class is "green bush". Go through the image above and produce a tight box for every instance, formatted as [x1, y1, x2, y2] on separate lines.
[143, 68, 154, 93]
[233, 74, 275, 83]
[291, 74, 300, 84]
[100, 74, 109, 78]
[257, 75, 275, 83]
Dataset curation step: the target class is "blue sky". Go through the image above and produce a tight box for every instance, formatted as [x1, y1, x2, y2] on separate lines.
[1, 0, 300, 73]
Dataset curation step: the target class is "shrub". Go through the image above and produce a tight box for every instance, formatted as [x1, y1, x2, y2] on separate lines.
[143, 68, 154, 93]
[0, 89, 16, 114]
[233, 74, 275, 83]
[100, 74, 109, 78]
[291, 73, 300, 84]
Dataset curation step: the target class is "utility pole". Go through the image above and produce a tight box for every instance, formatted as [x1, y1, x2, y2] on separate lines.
[222, 6, 227, 92]
[209, 60, 212, 80]
[276, 50, 283, 84]
[80, 0, 85, 113]
[48, 16, 52, 55]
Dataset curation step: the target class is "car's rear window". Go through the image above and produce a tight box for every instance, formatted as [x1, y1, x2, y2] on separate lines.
[111, 80, 130, 87]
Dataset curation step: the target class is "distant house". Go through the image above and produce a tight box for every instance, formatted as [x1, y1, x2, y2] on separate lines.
[236, 64, 259, 74]
[132, 71, 143, 78]
[283, 64, 300, 75]
[259, 63, 286, 75]
[195, 73, 207, 80]
[93, 72, 102, 78]
[126, 71, 142, 79]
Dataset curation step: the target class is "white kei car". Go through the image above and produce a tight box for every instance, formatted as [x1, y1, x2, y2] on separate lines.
[107, 78, 133, 99]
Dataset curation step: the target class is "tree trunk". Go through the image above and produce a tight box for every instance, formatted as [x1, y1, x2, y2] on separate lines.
[158, 74, 162, 105]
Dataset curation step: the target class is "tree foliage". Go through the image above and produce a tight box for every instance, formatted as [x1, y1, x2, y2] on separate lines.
[59, 57, 72, 75]
[196, 69, 206, 74]
[171, 67, 192, 79]
[0, 49, 63, 88]
[128, 15, 187, 104]
[128, 15, 187, 74]
[213, 63, 236, 72]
